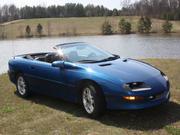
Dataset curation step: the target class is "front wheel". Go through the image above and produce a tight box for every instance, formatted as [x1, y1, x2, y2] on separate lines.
[16, 74, 31, 98]
[81, 82, 106, 118]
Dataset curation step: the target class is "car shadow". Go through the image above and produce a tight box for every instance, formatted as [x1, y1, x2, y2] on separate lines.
[23, 93, 180, 131]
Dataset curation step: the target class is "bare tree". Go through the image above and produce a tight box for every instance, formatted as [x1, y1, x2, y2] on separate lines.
[121, 0, 131, 8]
[120, 0, 180, 20]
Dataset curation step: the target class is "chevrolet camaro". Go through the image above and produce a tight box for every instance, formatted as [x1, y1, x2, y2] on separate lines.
[8, 42, 170, 117]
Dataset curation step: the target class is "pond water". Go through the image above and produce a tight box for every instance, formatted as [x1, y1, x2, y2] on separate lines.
[0, 34, 180, 74]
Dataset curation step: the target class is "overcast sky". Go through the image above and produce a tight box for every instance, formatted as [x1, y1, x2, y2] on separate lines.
[0, 0, 138, 9]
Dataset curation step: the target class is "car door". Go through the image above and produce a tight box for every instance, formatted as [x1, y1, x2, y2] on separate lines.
[27, 60, 75, 100]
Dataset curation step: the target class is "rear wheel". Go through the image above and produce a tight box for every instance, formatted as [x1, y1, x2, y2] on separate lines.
[16, 74, 30, 98]
[81, 82, 106, 118]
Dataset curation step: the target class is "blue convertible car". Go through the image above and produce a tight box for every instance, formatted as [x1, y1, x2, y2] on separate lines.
[8, 42, 170, 117]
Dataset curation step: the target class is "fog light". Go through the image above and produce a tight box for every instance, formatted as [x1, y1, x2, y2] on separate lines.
[123, 96, 144, 101]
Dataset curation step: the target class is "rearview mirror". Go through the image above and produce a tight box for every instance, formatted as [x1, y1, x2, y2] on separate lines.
[52, 61, 64, 68]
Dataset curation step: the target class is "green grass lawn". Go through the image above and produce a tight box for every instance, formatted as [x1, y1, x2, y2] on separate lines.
[0, 59, 180, 135]
[1, 16, 180, 39]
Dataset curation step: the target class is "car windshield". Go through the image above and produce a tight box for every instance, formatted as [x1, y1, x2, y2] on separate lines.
[56, 43, 119, 63]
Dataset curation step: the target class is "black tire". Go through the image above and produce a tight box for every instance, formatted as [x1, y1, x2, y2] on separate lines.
[81, 82, 106, 118]
[16, 74, 31, 98]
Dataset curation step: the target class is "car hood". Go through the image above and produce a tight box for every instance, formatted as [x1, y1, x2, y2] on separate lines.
[79, 58, 161, 84]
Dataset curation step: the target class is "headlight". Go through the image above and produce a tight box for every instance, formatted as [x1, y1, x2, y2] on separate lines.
[123, 82, 151, 92]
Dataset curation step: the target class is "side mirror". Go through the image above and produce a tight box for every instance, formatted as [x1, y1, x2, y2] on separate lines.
[52, 61, 64, 68]
[64, 62, 79, 69]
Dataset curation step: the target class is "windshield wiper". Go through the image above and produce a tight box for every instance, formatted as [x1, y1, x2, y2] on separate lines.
[78, 55, 120, 63]
[78, 60, 99, 63]
[98, 55, 120, 62]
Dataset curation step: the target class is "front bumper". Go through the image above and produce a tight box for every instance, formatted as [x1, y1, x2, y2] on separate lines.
[106, 90, 170, 110]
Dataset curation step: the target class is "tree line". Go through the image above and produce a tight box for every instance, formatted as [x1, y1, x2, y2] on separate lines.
[121, 0, 180, 20]
[0, 3, 120, 23]
[1, 1, 180, 23]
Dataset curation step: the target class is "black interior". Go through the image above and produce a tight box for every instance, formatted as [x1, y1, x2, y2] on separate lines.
[24, 52, 63, 63]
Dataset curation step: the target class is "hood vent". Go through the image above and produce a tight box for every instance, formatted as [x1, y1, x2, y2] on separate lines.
[99, 63, 112, 67]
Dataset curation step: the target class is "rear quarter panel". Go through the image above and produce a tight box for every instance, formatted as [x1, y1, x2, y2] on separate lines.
[8, 57, 33, 83]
